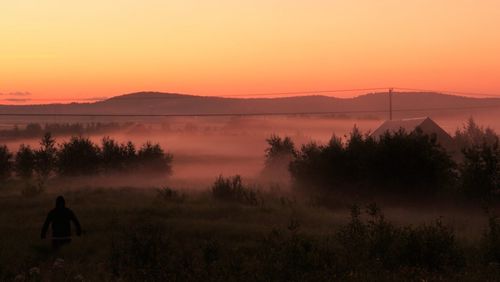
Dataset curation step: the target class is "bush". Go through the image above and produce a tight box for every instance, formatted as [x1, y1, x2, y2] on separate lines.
[34, 133, 57, 180]
[399, 219, 464, 271]
[211, 175, 259, 205]
[2, 134, 174, 179]
[335, 204, 464, 273]
[14, 144, 35, 179]
[0, 145, 12, 181]
[156, 186, 186, 203]
[258, 228, 331, 281]
[481, 213, 500, 264]
[101, 137, 134, 172]
[460, 141, 500, 199]
[289, 127, 456, 195]
[137, 142, 173, 175]
[57, 136, 101, 176]
[455, 117, 499, 149]
[262, 135, 297, 180]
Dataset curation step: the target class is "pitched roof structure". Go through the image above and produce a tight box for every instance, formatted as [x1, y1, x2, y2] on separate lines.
[371, 117, 454, 147]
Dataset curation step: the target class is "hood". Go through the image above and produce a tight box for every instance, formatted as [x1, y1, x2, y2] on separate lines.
[55, 196, 65, 209]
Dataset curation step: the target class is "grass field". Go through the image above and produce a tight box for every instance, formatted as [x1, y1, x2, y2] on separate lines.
[1, 180, 500, 281]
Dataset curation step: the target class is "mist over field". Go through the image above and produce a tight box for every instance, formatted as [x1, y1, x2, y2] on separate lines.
[4, 0, 500, 279]
[2, 92, 500, 281]
[1, 110, 498, 187]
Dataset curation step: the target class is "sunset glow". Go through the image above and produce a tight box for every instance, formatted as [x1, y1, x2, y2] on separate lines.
[2, 0, 500, 103]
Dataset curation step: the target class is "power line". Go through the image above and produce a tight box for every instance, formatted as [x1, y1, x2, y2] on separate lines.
[394, 87, 500, 98]
[1, 103, 500, 118]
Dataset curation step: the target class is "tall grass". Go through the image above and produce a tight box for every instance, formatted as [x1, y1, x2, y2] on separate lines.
[2, 185, 500, 281]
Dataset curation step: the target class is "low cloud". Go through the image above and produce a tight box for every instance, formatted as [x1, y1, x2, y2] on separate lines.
[9, 91, 31, 96]
[0, 91, 32, 96]
[4, 98, 31, 103]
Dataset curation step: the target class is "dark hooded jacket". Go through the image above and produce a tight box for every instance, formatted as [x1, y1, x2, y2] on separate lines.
[41, 196, 82, 239]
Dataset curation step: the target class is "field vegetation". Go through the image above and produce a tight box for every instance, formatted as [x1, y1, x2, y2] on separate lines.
[1, 118, 500, 281]
[2, 182, 500, 281]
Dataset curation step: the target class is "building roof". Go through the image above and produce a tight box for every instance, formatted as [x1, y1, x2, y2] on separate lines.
[371, 117, 453, 146]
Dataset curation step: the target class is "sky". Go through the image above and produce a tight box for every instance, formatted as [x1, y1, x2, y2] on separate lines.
[1, 0, 500, 104]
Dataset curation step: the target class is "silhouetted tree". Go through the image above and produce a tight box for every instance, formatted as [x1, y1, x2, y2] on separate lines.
[262, 135, 297, 180]
[460, 141, 500, 199]
[373, 129, 455, 192]
[123, 141, 138, 170]
[290, 127, 455, 196]
[137, 142, 173, 175]
[0, 145, 13, 181]
[101, 137, 128, 172]
[15, 144, 35, 179]
[455, 117, 499, 150]
[57, 136, 101, 176]
[35, 133, 57, 180]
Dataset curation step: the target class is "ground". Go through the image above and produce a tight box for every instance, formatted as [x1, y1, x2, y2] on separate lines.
[0, 181, 499, 281]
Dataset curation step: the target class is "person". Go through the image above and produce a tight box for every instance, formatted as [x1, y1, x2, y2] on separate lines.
[41, 196, 82, 250]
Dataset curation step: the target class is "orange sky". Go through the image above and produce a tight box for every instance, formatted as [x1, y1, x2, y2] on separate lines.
[1, 0, 500, 104]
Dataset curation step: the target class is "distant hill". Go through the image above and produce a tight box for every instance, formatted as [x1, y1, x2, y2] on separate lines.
[1, 91, 500, 119]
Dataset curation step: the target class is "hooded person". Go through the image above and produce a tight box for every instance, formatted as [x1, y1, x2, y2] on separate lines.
[41, 196, 82, 249]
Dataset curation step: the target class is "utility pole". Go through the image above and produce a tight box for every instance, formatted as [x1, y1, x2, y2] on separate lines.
[389, 88, 393, 120]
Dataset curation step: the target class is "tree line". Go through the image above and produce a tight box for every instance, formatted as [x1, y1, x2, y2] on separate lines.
[0, 122, 134, 140]
[0, 133, 172, 181]
[264, 118, 500, 200]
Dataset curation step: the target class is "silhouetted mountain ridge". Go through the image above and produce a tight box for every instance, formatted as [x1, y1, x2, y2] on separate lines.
[1, 91, 499, 118]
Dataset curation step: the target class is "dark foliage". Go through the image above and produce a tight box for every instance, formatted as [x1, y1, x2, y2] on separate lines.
[335, 204, 464, 273]
[289, 127, 456, 195]
[109, 222, 171, 281]
[1, 134, 173, 180]
[14, 144, 35, 179]
[262, 135, 297, 180]
[0, 122, 133, 140]
[34, 133, 57, 180]
[212, 175, 259, 205]
[460, 141, 500, 199]
[137, 142, 173, 174]
[57, 136, 102, 176]
[481, 213, 500, 264]
[156, 186, 186, 203]
[0, 145, 12, 181]
[455, 117, 499, 149]
[101, 137, 137, 172]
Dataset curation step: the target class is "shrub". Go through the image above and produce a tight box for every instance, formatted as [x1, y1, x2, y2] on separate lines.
[57, 136, 101, 176]
[399, 219, 464, 271]
[262, 135, 297, 180]
[156, 186, 186, 203]
[455, 117, 499, 149]
[289, 127, 456, 196]
[0, 145, 13, 181]
[481, 213, 500, 264]
[34, 133, 57, 180]
[460, 141, 500, 199]
[334, 204, 464, 273]
[137, 142, 173, 175]
[258, 228, 330, 281]
[0, 145, 12, 180]
[211, 175, 259, 205]
[14, 144, 35, 179]
[101, 137, 133, 172]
